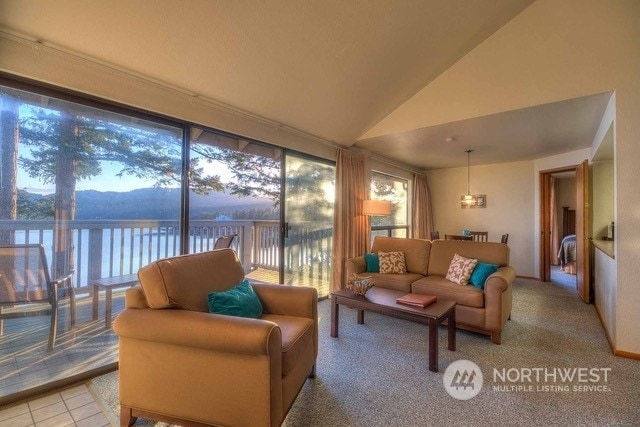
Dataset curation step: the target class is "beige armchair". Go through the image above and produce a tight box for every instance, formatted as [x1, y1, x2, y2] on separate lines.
[113, 248, 318, 427]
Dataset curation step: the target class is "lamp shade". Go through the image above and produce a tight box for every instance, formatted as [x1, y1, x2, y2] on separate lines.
[363, 199, 392, 216]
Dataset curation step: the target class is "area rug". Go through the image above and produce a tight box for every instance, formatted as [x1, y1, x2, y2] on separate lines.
[90, 277, 640, 426]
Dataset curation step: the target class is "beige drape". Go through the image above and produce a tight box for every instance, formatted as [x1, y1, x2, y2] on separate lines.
[411, 173, 434, 239]
[550, 177, 560, 265]
[331, 150, 368, 292]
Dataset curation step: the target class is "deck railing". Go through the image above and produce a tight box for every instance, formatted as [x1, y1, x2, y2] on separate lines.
[1, 220, 405, 290]
[0, 219, 338, 289]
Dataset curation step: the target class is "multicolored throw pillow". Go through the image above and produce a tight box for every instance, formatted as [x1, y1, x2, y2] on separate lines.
[378, 251, 407, 274]
[445, 253, 478, 285]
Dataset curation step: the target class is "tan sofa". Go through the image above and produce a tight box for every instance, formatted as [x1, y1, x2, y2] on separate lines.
[113, 248, 318, 427]
[346, 236, 515, 344]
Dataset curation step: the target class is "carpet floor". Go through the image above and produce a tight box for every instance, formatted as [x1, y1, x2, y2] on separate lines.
[90, 277, 640, 426]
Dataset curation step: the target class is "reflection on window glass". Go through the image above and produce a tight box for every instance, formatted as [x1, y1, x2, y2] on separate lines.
[284, 155, 335, 296]
[0, 83, 185, 400]
[370, 171, 408, 238]
[1, 85, 183, 285]
[189, 129, 281, 280]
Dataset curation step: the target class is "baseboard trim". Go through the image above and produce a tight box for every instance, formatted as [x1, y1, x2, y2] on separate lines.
[593, 303, 640, 360]
[516, 275, 540, 280]
[594, 302, 615, 353]
[614, 349, 640, 360]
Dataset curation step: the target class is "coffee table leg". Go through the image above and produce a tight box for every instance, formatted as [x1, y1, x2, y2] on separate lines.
[448, 309, 456, 351]
[429, 318, 438, 372]
[331, 297, 339, 337]
[357, 309, 364, 324]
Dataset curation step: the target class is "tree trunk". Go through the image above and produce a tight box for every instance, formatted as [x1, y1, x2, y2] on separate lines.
[53, 117, 79, 278]
[0, 96, 18, 244]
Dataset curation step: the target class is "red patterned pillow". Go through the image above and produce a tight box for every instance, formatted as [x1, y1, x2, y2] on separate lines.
[445, 253, 478, 285]
[378, 251, 407, 274]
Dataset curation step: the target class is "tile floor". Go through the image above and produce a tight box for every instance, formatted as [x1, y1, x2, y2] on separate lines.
[0, 383, 114, 427]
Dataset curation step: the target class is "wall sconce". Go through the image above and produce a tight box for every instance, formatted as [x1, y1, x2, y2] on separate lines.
[363, 199, 392, 216]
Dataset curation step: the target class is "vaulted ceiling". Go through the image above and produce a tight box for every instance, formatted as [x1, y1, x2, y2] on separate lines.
[0, 0, 611, 169]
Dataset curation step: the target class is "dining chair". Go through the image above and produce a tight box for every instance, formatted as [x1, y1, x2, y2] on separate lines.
[0, 244, 76, 351]
[430, 231, 440, 240]
[469, 231, 489, 242]
[444, 234, 473, 241]
[501, 234, 509, 244]
[213, 234, 237, 249]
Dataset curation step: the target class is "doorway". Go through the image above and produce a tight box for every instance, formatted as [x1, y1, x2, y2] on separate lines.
[539, 161, 590, 302]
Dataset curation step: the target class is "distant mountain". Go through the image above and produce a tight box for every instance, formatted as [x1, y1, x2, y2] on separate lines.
[74, 187, 275, 220]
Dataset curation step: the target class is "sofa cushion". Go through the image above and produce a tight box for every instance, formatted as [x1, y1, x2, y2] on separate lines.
[371, 236, 431, 275]
[428, 240, 509, 277]
[138, 248, 245, 312]
[469, 262, 499, 289]
[411, 276, 485, 308]
[378, 251, 407, 274]
[445, 253, 478, 286]
[364, 253, 380, 273]
[207, 279, 263, 318]
[261, 314, 315, 377]
[361, 272, 425, 293]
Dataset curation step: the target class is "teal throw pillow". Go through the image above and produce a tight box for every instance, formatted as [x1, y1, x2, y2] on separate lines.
[469, 262, 499, 289]
[207, 279, 263, 318]
[364, 253, 380, 273]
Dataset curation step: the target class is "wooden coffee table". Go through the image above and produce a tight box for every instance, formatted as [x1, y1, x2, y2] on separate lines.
[331, 287, 456, 372]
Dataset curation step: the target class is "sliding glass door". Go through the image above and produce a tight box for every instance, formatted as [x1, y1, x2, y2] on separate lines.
[188, 128, 281, 281]
[282, 153, 335, 297]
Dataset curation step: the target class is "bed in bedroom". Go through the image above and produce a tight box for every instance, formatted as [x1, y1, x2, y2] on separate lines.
[558, 234, 577, 274]
[557, 206, 577, 275]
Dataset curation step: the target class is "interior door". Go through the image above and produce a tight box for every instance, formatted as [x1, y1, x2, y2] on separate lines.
[575, 160, 591, 303]
[281, 153, 335, 297]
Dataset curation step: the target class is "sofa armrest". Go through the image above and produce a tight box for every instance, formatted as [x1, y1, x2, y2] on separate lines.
[484, 266, 516, 333]
[252, 282, 318, 360]
[114, 308, 281, 355]
[484, 266, 516, 293]
[346, 256, 366, 278]
[252, 283, 317, 319]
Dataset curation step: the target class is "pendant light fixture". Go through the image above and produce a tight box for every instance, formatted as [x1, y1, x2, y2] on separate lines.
[464, 149, 474, 203]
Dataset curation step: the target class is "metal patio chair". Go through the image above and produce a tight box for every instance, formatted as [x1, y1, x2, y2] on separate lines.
[0, 244, 76, 351]
[213, 234, 237, 250]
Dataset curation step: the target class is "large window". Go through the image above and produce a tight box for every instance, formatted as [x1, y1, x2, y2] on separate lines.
[0, 84, 185, 399]
[0, 78, 336, 402]
[370, 172, 409, 239]
[1, 85, 184, 285]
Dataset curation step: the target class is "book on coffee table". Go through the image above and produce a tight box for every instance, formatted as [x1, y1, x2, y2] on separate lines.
[396, 293, 437, 308]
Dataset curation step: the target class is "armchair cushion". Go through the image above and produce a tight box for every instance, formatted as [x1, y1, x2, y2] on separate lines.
[138, 248, 244, 312]
[208, 279, 263, 318]
[262, 314, 315, 376]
